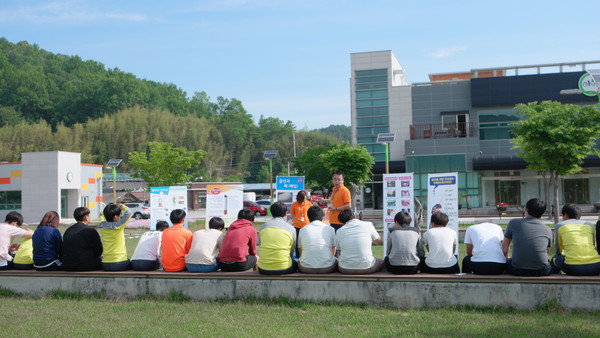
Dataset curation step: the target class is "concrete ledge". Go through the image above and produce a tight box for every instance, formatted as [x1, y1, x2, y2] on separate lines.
[1, 271, 600, 311]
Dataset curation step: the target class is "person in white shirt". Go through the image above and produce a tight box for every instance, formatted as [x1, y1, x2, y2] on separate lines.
[336, 209, 383, 274]
[0, 211, 33, 270]
[130, 221, 169, 271]
[422, 212, 459, 274]
[462, 222, 506, 274]
[186, 217, 225, 272]
[298, 206, 337, 273]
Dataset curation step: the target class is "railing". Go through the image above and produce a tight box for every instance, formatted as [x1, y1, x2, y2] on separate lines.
[410, 122, 475, 140]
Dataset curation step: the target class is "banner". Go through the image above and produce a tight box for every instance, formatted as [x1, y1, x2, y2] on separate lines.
[427, 172, 459, 254]
[206, 183, 243, 228]
[150, 186, 188, 230]
[382, 173, 414, 254]
[275, 176, 305, 206]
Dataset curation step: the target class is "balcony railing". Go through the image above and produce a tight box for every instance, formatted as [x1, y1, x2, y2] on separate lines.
[410, 122, 475, 140]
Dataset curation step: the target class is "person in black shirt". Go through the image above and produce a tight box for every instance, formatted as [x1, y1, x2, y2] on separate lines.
[62, 207, 103, 271]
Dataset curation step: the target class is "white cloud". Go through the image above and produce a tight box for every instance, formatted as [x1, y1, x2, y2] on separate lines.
[0, 0, 148, 24]
[427, 46, 468, 58]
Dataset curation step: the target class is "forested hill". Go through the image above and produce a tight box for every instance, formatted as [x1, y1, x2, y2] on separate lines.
[0, 39, 196, 126]
[0, 38, 349, 183]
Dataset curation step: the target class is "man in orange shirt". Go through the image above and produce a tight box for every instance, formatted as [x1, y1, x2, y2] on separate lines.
[161, 209, 193, 272]
[290, 190, 312, 256]
[319, 170, 351, 232]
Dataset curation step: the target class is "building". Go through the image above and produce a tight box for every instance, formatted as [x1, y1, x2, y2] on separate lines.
[0, 151, 103, 223]
[351, 51, 600, 211]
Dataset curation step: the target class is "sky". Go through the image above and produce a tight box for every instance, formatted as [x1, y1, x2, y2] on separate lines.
[1, 0, 599, 130]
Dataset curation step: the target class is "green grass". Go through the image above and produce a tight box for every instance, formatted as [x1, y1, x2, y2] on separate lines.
[0, 291, 597, 336]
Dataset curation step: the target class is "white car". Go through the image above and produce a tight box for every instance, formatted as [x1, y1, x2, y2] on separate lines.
[124, 203, 150, 220]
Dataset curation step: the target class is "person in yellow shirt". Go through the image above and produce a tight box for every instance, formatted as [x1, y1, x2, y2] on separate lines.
[258, 202, 297, 274]
[319, 170, 351, 232]
[98, 204, 132, 271]
[551, 204, 600, 275]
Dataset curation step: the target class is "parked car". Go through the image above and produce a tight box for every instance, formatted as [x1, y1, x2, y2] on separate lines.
[243, 201, 267, 216]
[255, 199, 272, 207]
[124, 203, 150, 220]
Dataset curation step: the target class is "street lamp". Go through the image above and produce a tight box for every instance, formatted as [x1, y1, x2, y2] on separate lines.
[377, 133, 396, 174]
[263, 150, 278, 202]
[105, 159, 123, 204]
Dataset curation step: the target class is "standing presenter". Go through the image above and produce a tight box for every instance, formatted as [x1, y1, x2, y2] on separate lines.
[319, 170, 351, 232]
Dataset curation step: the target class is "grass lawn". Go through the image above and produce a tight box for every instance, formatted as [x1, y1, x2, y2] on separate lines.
[1, 292, 598, 336]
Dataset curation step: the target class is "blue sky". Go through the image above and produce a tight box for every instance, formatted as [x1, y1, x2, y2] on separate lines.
[1, 0, 599, 129]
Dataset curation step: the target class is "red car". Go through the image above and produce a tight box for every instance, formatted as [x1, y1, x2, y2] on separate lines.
[243, 201, 267, 216]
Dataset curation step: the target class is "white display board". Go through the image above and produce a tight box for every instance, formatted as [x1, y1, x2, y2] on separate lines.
[206, 183, 243, 228]
[426, 172, 459, 254]
[382, 173, 414, 254]
[150, 186, 188, 229]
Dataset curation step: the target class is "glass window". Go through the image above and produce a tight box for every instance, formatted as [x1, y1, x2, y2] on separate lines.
[357, 128, 374, 136]
[356, 83, 387, 90]
[372, 99, 388, 106]
[0, 191, 22, 210]
[372, 107, 388, 115]
[356, 91, 372, 99]
[371, 90, 388, 99]
[495, 181, 521, 205]
[356, 107, 373, 117]
[479, 109, 520, 140]
[563, 179, 589, 204]
[356, 100, 373, 108]
[357, 137, 376, 144]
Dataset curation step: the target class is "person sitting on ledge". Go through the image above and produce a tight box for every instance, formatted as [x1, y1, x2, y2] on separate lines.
[1, 211, 33, 270]
[258, 202, 297, 275]
[130, 220, 169, 271]
[12, 222, 35, 270]
[218, 209, 258, 272]
[98, 204, 133, 271]
[32, 211, 63, 271]
[63, 207, 103, 272]
[551, 203, 600, 276]
[297, 205, 337, 274]
[336, 209, 383, 274]
[385, 211, 424, 275]
[186, 217, 225, 273]
[461, 221, 506, 275]
[421, 212, 460, 274]
[161, 209, 193, 272]
[502, 198, 552, 277]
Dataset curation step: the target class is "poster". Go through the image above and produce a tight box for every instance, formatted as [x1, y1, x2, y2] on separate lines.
[427, 172, 459, 254]
[206, 183, 243, 228]
[150, 186, 188, 229]
[382, 173, 414, 254]
[275, 176, 305, 206]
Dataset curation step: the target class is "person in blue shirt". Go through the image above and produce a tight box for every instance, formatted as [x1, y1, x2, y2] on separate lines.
[32, 211, 63, 271]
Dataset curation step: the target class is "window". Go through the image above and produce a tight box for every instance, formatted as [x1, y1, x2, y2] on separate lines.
[479, 109, 520, 140]
[495, 181, 521, 205]
[0, 191, 21, 210]
[563, 179, 589, 204]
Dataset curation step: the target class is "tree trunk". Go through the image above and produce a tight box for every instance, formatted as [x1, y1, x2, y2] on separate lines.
[546, 173, 554, 220]
[552, 172, 560, 224]
[541, 171, 551, 211]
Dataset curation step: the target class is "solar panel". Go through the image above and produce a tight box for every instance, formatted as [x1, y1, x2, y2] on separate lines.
[105, 159, 123, 168]
[587, 69, 600, 84]
[263, 150, 278, 159]
[377, 133, 396, 143]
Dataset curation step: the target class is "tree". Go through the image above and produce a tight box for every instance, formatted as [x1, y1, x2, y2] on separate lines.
[293, 146, 333, 192]
[320, 142, 374, 193]
[511, 101, 600, 222]
[129, 142, 206, 187]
